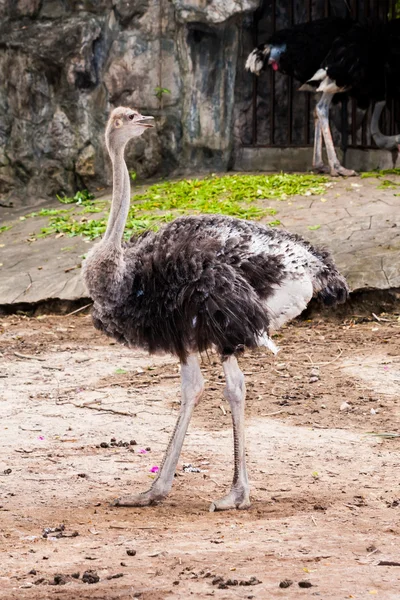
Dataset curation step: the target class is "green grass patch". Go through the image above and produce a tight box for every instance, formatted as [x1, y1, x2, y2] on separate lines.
[35, 173, 328, 241]
[0, 224, 12, 234]
[377, 179, 400, 190]
[361, 168, 400, 179]
[26, 208, 72, 218]
[56, 189, 95, 205]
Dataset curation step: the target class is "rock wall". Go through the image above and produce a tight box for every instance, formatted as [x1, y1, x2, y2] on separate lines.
[0, 0, 259, 206]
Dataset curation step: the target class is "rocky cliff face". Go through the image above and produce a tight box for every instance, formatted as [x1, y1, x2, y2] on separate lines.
[0, 0, 259, 206]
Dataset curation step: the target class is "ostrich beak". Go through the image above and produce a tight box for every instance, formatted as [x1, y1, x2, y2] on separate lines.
[136, 115, 155, 128]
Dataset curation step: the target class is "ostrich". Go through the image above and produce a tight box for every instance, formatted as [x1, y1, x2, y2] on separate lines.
[245, 17, 356, 176]
[83, 107, 349, 511]
[308, 18, 400, 168]
[370, 101, 400, 165]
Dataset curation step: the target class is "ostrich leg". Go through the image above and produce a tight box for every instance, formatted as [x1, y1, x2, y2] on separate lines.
[210, 355, 250, 512]
[312, 107, 329, 173]
[316, 92, 356, 177]
[114, 355, 204, 507]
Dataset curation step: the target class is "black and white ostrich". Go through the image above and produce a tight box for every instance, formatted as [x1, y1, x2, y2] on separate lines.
[245, 17, 356, 176]
[308, 18, 400, 164]
[83, 107, 349, 511]
[246, 17, 400, 174]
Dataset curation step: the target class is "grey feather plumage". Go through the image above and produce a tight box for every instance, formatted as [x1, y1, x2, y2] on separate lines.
[84, 214, 348, 362]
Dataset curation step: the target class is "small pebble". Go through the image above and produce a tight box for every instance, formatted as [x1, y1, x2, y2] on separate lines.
[100, 442, 109, 448]
[53, 574, 67, 585]
[298, 580, 313, 588]
[126, 549, 137, 556]
[370, 408, 376, 415]
[82, 570, 100, 584]
[340, 401, 351, 411]
[279, 579, 293, 588]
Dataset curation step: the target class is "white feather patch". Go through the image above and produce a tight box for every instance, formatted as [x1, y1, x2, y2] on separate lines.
[245, 50, 263, 74]
[316, 77, 347, 94]
[257, 332, 280, 355]
[308, 67, 327, 82]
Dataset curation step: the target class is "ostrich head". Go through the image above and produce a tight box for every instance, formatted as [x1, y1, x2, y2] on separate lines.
[245, 43, 286, 75]
[106, 107, 154, 152]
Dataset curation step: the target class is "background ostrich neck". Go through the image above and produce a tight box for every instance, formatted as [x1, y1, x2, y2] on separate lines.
[103, 144, 131, 247]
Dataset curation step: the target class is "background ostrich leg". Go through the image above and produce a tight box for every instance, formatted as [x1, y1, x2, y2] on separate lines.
[114, 355, 204, 507]
[210, 356, 250, 512]
[316, 92, 356, 177]
[312, 107, 327, 173]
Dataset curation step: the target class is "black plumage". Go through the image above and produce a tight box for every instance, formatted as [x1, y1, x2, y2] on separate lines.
[245, 17, 354, 83]
[316, 18, 400, 108]
[89, 214, 348, 363]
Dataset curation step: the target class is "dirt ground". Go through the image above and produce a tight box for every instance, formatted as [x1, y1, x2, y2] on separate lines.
[0, 311, 399, 599]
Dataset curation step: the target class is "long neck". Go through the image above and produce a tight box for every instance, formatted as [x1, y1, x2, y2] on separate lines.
[103, 145, 131, 247]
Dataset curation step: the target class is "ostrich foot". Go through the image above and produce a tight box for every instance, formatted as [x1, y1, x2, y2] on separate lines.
[113, 489, 165, 507]
[313, 163, 330, 174]
[209, 488, 251, 512]
[330, 166, 357, 177]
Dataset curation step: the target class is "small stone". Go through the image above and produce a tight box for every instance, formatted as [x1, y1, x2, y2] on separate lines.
[3, 468, 12, 475]
[53, 574, 67, 585]
[130, 440, 137, 445]
[309, 376, 319, 384]
[126, 549, 136, 556]
[100, 442, 109, 448]
[370, 408, 376, 415]
[29, 569, 37, 575]
[298, 580, 313, 588]
[71, 572, 80, 579]
[321, 404, 326, 409]
[340, 401, 351, 411]
[279, 579, 293, 588]
[82, 570, 100, 584]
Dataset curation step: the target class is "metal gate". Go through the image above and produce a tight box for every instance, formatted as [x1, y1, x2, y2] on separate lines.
[241, 0, 399, 151]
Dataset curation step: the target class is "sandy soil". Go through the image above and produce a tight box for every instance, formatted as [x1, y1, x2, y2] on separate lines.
[0, 312, 399, 599]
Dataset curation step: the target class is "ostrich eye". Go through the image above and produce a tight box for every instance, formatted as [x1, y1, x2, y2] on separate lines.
[128, 114, 135, 120]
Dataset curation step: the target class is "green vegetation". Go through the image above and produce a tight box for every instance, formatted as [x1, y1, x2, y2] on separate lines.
[154, 86, 171, 100]
[0, 225, 12, 234]
[56, 189, 95, 205]
[26, 208, 72, 218]
[377, 179, 400, 190]
[32, 173, 328, 241]
[361, 168, 400, 179]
